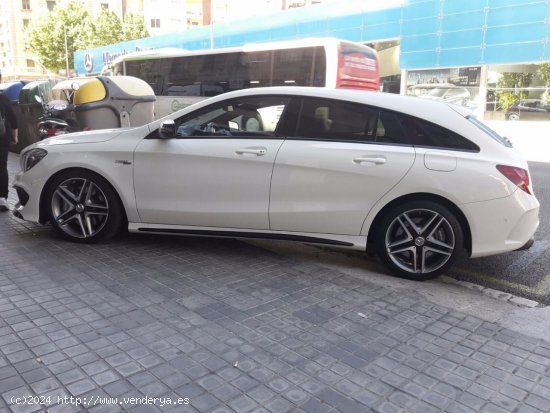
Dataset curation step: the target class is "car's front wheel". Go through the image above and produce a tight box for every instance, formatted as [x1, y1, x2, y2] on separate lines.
[46, 170, 123, 243]
[507, 112, 520, 121]
[375, 201, 463, 280]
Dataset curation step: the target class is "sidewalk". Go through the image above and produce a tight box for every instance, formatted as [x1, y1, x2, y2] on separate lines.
[1, 152, 550, 413]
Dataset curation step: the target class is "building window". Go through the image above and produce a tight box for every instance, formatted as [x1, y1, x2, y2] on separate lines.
[23, 19, 30, 28]
[150, 18, 160, 28]
[47, 1, 56, 11]
[27, 59, 35, 68]
[22, 0, 31, 10]
[101, 3, 108, 9]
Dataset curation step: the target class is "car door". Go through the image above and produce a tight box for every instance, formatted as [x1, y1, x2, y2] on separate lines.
[133, 95, 290, 230]
[269, 97, 416, 235]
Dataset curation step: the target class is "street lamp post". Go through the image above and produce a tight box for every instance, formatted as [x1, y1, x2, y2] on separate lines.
[64, 26, 70, 78]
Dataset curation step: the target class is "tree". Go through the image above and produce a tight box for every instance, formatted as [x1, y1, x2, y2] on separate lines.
[536, 63, 550, 103]
[27, 1, 91, 73]
[27, 1, 149, 74]
[536, 63, 550, 102]
[123, 13, 150, 41]
[87, 8, 123, 48]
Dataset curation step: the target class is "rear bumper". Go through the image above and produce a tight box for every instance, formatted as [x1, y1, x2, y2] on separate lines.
[515, 237, 535, 251]
[463, 189, 539, 258]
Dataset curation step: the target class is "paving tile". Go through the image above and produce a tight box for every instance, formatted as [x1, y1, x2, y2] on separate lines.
[1, 165, 550, 413]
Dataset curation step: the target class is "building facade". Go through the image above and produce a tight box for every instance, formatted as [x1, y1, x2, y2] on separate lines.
[0, 0, 124, 81]
[75, 0, 550, 120]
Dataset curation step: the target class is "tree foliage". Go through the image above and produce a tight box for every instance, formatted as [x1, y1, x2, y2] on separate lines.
[123, 13, 150, 41]
[496, 72, 534, 111]
[26, 1, 149, 74]
[27, 1, 91, 73]
[537, 63, 550, 87]
[87, 8, 124, 48]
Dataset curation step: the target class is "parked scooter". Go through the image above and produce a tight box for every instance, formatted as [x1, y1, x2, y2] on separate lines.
[35, 94, 78, 140]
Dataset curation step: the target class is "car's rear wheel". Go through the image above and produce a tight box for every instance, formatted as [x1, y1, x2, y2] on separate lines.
[375, 200, 463, 280]
[507, 112, 520, 121]
[46, 170, 122, 243]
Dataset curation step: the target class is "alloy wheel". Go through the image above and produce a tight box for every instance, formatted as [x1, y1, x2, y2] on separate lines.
[385, 208, 455, 274]
[51, 177, 109, 239]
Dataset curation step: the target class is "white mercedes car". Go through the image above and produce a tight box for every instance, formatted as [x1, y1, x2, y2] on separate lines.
[13, 87, 539, 280]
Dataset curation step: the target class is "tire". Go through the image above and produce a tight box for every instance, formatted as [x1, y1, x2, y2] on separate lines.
[46, 170, 123, 243]
[507, 112, 520, 121]
[375, 200, 463, 280]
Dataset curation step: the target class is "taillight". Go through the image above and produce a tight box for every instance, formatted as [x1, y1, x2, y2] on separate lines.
[496, 165, 532, 194]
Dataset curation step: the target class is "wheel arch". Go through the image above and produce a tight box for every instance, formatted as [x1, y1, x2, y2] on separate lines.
[366, 192, 472, 256]
[39, 167, 128, 225]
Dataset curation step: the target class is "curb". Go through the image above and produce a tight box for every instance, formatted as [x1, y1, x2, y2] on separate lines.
[440, 276, 542, 308]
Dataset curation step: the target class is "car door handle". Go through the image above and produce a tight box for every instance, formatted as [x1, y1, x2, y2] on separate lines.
[235, 147, 267, 156]
[353, 155, 387, 165]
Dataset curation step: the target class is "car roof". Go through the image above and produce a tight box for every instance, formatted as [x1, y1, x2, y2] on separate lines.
[205, 86, 472, 124]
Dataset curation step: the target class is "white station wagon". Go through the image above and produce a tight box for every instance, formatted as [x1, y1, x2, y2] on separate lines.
[13, 87, 539, 280]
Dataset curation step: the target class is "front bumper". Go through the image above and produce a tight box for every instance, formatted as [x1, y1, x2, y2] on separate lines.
[12, 170, 45, 224]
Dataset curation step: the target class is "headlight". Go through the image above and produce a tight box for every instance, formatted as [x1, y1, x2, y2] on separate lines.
[21, 148, 48, 172]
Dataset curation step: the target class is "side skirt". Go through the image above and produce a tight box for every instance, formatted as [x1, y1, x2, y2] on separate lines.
[128, 223, 367, 250]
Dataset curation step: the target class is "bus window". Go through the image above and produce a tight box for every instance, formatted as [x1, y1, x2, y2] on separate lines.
[245, 51, 272, 88]
[104, 39, 380, 118]
[126, 59, 168, 95]
[272, 47, 326, 87]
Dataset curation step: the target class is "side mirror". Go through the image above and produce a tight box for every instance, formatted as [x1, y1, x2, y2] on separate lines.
[159, 119, 176, 139]
[34, 95, 43, 104]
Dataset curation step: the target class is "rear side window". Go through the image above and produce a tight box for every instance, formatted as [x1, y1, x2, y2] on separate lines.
[291, 97, 479, 151]
[373, 110, 478, 151]
[295, 97, 375, 142]
[399, 115, 480, 151]
[373, 111, 407, 144]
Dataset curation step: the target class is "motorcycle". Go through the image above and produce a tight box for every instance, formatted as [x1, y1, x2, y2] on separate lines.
[35, 95, 79, 140]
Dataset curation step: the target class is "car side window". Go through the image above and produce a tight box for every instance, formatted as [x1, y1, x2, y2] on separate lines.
[374, 111, 408, 144]
[295, 97, 377, 142]
[398, 113, 479, 151]
[291, 97, 478, 151]
[174, 96, 290, 138]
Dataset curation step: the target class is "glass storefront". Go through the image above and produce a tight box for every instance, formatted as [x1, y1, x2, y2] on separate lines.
[403, 63, 550, 121]
[405, 67, 481, 111]
[485, 63, 550, 121]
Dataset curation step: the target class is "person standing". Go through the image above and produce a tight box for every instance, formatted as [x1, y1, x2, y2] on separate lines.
[0, 92, 18, 212]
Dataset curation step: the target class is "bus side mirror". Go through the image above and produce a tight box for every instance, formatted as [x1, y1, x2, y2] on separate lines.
[159, 119, 176, 139]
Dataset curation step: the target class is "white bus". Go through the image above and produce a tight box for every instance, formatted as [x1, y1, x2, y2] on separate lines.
[102, 38, 379, 118]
